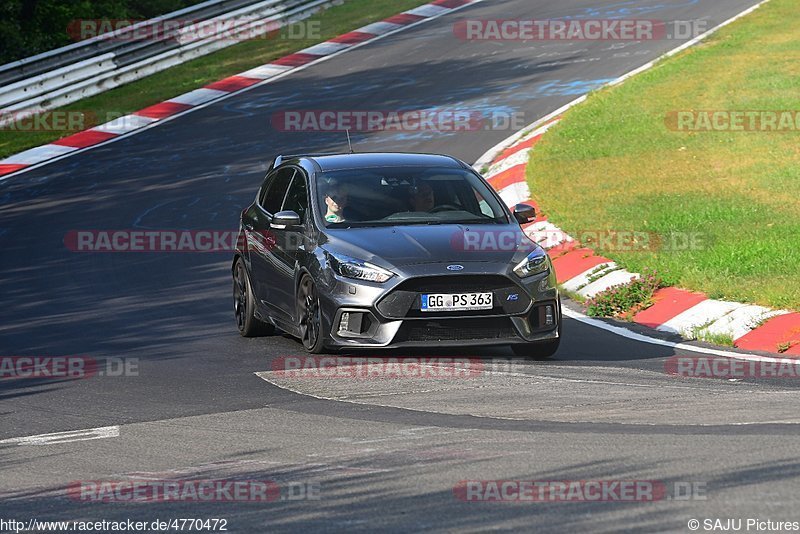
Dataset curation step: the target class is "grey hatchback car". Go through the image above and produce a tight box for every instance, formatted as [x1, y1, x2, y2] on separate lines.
[232, 152, 561, 358]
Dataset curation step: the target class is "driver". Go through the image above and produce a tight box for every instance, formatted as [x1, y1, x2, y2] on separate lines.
[323, 181, 348, 223]
[408, 182, 435, 212]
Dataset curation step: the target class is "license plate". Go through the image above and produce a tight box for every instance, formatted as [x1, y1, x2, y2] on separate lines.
[421, 292, 493, 312]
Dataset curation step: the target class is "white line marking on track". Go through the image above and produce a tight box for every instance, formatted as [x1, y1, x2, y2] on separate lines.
[0, 425, 119, 446]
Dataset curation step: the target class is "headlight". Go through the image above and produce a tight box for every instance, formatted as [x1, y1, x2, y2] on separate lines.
[328, 252, 395, 283]
[513, 247, 550, 278]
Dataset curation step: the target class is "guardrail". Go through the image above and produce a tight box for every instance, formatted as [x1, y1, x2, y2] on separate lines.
[0, 0, 338, 122]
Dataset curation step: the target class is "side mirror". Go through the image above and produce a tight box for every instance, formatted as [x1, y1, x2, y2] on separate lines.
[270, 210, 302, 229]
[513, 203, 536, 224]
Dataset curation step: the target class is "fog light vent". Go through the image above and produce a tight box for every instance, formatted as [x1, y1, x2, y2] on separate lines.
[339, 312, 350, 333]
[338, 311, 366, 336]
[544, 305, 554, 326]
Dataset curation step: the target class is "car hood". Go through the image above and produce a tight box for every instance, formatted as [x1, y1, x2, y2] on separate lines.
[322, 224, 533, 269]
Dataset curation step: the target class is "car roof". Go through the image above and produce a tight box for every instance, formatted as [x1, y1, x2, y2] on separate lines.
[278, 152, 466, 172]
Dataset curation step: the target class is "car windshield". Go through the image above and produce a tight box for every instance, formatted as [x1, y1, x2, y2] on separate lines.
[316, 166, 509, 227]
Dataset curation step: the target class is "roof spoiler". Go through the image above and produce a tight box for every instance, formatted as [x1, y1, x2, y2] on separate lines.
[266, 154, 285, 173]
[266, 152, 345, 173]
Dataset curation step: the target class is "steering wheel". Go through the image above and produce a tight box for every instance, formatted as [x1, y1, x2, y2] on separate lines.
[430, 204, 461, 213]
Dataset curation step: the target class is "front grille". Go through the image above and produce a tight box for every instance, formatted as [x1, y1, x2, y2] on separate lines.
[394, 275, 513, 293]
[395, 317, 517, 342]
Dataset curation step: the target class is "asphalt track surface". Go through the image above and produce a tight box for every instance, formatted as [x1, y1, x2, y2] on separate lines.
[2, 0, 798, 532]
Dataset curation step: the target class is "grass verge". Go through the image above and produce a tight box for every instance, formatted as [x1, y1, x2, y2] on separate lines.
[691, 328, 735, 348]
[528, 0, 800, 311]
[584, 270, 662, 320]
[0, 0, 428, 159]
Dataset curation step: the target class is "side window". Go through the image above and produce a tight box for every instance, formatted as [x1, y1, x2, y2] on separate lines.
[259, 168, 295, 214]
[258, 172, 276, 207]
[281, 172, 309, 221]
[474, 189, 495, 218]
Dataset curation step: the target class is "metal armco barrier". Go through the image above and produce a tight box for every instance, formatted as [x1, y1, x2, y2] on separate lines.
[0, 0, 339, 123]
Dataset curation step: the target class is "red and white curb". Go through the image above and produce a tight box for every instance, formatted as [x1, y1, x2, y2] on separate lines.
[473, 0, 798, 357]
[0, 0, 482, 180]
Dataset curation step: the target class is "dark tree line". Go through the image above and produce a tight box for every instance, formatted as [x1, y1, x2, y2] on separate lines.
[1, 0, 204, 65]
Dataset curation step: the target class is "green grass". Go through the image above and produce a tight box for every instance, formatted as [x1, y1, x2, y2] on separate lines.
[559, 287, 588, 305]
[692, 328, 735, 348]
[0, 0, 428, 159]
[585, 270, 662, 320]
[528, 0, 800, 311]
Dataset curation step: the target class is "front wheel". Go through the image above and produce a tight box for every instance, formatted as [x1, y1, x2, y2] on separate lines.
[233, 259, 275, 337]
[297, 274, 327, 353]
[511, 338, 560, 360]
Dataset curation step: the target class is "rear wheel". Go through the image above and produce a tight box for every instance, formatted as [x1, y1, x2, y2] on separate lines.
[297, 274, 326, 354]
[233, 259, 275, 337]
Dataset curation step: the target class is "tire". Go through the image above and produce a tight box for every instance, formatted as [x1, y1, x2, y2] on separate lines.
[233, 258, 275, 337]
[511, 338, 560, 360]
[297, 274, 326, 354]
[511, 297, 562, 360]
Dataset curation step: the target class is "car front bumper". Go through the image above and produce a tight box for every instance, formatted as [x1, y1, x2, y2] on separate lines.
[317, 260, 560, 350]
